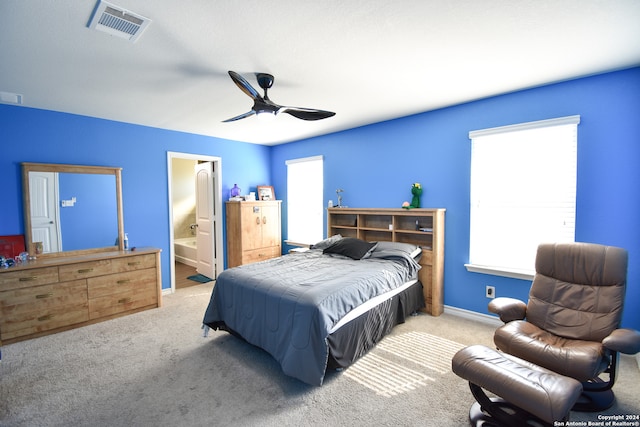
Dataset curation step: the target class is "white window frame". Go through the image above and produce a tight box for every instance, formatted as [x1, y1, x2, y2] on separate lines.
[465, 115, 580, 280]
[285, 155, 324, 247]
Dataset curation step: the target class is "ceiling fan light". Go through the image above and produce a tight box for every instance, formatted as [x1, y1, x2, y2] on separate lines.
[256, 110, 277, 121]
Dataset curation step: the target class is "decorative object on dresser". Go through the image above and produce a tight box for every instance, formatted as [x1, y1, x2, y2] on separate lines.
[0, 235, 27, 261]
[226, 200, 282, 268]
[0, 162, 163, 346]
[229, 184, 242, 201]
[327, 207, 445, 315]
[256, 185, 275, 201]
[230, 184, 241, 198]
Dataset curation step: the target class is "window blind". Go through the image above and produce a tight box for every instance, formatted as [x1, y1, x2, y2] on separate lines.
[286, 156, 323, 245]
[468, 116, 580, 276]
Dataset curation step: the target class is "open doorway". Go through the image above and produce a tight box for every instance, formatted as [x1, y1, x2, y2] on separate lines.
[167, 152, 223, 293]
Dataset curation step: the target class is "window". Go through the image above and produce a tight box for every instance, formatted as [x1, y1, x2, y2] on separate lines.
[466, 116, 580, 279]
[286, 156, 323, 246]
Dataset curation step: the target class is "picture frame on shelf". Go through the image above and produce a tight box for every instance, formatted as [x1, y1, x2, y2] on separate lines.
[257, 185, 275, 201]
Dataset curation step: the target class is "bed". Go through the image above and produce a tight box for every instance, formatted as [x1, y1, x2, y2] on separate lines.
[202, 236, 425, 386]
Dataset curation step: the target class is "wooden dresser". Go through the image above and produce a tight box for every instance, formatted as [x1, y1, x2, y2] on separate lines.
[226, 201, 282, 268]
[327, 208, 445, 316]
[0, 248, 162, 344]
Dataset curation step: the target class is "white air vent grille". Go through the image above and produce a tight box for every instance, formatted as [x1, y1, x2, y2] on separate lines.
[88, 1, 151, 42]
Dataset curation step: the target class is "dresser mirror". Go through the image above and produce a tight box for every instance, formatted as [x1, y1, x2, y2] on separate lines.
[22, 162, 125, 257]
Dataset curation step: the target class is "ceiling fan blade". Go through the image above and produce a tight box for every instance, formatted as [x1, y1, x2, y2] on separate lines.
[228, 71, 261, 100]
[222, 110, 256, 122]
[280, 107, 336, 121]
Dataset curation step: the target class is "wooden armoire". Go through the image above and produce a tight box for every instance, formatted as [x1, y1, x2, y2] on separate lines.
[225, 201, 282, 268]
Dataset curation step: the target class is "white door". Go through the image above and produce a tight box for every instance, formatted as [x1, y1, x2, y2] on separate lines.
[29, 171, 61, 253]
[195, 162, 217, 279]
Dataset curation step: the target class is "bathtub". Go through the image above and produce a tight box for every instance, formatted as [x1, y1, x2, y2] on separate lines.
[174, 237, 197, 267]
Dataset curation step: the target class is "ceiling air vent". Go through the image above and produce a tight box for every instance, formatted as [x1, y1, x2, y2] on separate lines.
[88, 1, 151, 42]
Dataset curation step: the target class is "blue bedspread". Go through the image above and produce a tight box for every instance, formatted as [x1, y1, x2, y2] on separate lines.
[202, 249, 420, 385]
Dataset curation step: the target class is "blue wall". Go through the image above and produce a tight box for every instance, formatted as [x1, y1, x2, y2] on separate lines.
[0, 106, 272, 291]
[271, 67, 640, 330]
[1, 67, 638, 330]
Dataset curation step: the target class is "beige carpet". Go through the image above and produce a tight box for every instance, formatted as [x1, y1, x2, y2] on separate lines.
[1, 283, 638, 426]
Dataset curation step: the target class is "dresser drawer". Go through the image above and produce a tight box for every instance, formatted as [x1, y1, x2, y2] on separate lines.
[0, 279, 88, 339]
[111, 253, 157, 272]
[87, 268, 158, 319]
[0, 279, 87, 310]
[242, 246, 281, 264]
[87, 267, 157, 299]
[58, 258, 112, 281]
[0, 267, 59, 291]
[58, 253, 156, 281]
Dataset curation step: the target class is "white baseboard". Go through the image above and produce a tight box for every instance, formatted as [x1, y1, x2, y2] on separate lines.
[443, 305, 503, 327]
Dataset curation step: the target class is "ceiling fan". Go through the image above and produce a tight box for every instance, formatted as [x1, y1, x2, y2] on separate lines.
[222, 71, 336, 122]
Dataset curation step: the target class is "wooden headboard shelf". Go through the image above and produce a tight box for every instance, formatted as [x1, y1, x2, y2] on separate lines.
[327, 207, 445, 315]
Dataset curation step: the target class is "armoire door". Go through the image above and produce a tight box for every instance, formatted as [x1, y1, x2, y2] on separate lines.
[241, 204, 263, 251]
[260, 203, 280, 248]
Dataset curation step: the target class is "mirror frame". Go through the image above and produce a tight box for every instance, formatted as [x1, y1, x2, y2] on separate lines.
[22, 162, 125, 257]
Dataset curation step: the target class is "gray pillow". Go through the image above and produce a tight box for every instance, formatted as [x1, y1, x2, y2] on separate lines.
[310, 234, 343, 250]
[372, 241, 419, 256]
[323, 237, 378, 260]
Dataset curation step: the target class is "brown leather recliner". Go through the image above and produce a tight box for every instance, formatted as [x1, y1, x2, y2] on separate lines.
[489, 242, 640, 412]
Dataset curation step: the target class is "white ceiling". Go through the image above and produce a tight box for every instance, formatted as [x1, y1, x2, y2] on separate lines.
[1, 1, 639, 146]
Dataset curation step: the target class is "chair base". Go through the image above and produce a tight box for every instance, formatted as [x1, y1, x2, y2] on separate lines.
[573, 389, 615, 412]
[468, 399, 548, 427]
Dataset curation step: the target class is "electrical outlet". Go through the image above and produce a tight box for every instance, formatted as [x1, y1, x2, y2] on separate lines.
[486, 285, 495, 299]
